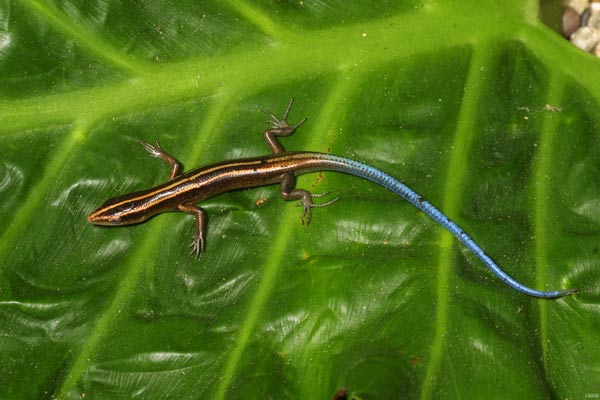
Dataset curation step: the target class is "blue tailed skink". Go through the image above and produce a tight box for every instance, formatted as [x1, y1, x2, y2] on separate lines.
[88, 98, 578, 299]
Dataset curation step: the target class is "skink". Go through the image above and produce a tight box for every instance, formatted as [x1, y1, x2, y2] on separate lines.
[88, 98, 578, 299]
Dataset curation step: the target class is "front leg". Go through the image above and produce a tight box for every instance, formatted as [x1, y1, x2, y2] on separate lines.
[178, 204, 207, 259]
[262, 97, 307, 154]
[279, 174, 338, 225]
[140, 140, 183, 180]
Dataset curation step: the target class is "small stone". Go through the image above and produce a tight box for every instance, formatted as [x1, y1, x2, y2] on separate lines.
[571, 26, 600, 51]
[563, 7, 581, 37]
[568, 0, 590, 14]
[587, 8, 600, 28]
[582, 7, 592, 26]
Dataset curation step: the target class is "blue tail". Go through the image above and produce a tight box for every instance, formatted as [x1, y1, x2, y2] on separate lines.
[321, 154, 578, 299]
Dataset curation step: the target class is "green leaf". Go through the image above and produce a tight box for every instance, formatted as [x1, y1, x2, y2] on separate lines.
[1, 1, 599, 399]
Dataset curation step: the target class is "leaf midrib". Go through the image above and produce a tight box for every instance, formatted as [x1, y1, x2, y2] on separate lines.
[2, 4, 528, 134]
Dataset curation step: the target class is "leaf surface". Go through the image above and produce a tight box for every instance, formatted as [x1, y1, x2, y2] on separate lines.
[1, 1, 599, 399]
